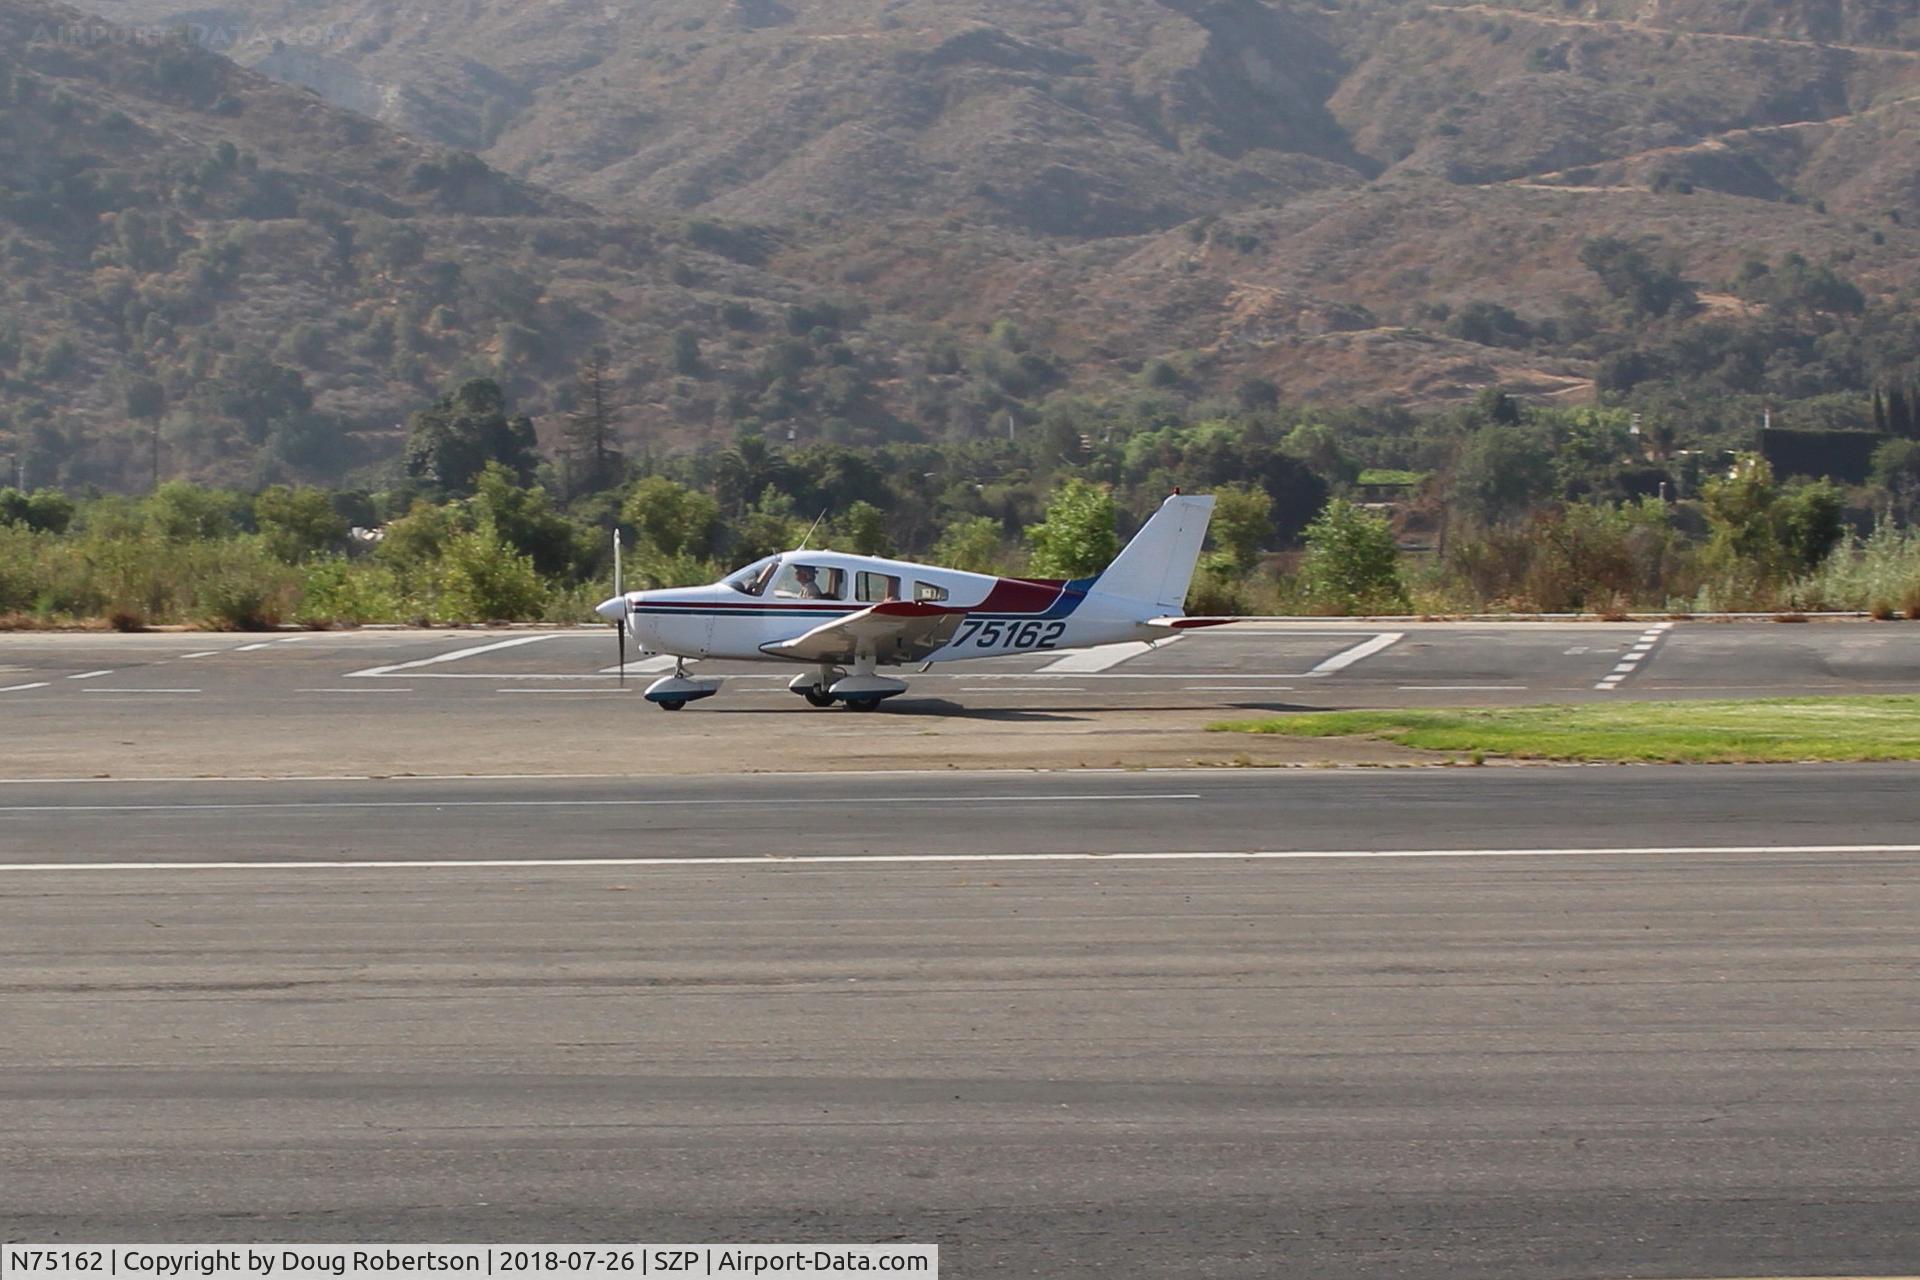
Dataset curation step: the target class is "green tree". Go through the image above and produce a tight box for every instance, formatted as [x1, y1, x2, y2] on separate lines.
[1872, 437, 1920, 519]
[834, 500, 892, 557]
[375, 499, 458, 577]
[1280, 421, 1357, 485]
[147, 482, 245, 541]
[0, 487, 74, 534]
[1298, 499, 1408, 614]
[563, 349, 624, 497]
[402, 379, 539, 497]
[214, 354, 313, 443]
[1452, 424, 1555, 526]
[669, 326, 702, 376]
[1026, 479, 1119, 577]
[933, 516, 1006, 574]
[621, 475, 722, 560]
[253, 485, 346, 563]
[1698, 457, 1842, 600]
[471, 463, 586, 577]
[1208, 483, 1272, 576]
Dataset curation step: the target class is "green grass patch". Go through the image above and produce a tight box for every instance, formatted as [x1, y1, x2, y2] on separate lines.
[1356, 468, 1427, 487]
[1210, 696, 1920, 763]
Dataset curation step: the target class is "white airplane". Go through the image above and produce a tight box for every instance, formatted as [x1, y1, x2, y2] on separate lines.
[595, 491, 1223, 710]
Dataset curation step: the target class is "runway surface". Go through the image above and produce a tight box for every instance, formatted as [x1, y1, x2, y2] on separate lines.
[3, 620, 1919, 777]
[4, 767, 1919, 1276]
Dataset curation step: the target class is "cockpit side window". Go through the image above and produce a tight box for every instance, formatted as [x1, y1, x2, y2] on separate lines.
[725, 557, 781, 597]
[913, 581, 950, 603]
[772, 563, 845, 600]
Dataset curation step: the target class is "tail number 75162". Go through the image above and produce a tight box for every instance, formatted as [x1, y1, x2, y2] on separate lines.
[952, 618, 1066, 650]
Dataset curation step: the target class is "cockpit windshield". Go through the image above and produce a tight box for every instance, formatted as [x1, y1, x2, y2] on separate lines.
[724, 556, 782, 597]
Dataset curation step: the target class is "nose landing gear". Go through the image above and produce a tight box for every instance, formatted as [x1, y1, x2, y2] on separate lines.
[644, 656, 721, 710]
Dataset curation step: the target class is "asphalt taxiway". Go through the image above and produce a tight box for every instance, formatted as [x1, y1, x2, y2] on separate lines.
[3, 619, 1918, 777]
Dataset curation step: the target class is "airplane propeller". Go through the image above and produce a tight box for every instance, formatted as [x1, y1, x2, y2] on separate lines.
[612, 527, 625, 686]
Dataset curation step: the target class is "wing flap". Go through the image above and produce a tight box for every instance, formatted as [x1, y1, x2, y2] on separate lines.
[760, 601, 968, 665]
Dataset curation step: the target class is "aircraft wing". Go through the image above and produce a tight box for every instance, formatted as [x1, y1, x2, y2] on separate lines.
[759, 601, 968, 665]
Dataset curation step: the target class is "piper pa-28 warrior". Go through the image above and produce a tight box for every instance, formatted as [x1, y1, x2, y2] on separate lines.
[595, 491, 1226, 710]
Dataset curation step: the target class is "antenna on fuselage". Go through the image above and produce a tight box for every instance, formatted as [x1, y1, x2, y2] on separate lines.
[799, 508, 829, 550]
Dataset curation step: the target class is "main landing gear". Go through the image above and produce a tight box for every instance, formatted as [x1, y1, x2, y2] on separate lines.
[789, 658, 908, 711]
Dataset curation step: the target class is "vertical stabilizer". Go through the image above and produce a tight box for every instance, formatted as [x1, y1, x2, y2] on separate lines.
[1091, 493, 1216, 613]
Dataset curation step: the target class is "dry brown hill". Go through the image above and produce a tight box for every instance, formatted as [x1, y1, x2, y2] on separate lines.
[30, 0, 1920, 461]
[1, 0, 994, 488]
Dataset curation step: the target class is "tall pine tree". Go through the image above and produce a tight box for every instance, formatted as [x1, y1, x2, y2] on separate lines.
[564, 350, 624, 497]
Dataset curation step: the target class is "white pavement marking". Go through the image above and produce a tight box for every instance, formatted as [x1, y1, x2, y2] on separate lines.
[180, 651, 220, 659]
[236, 635, 312, 651]
[495, 687, 636, 694]
[1397, 685, 1527, 691]
[1306, 631, 1404, 675]
[962, 685, 1085, 692]
[78, 688, 200, 694]
[597, 655, 678, 675]
[296, 687, 415, 694]
[0, 792, 1201, 815]
[5, 842, 1917, 874]
[66, 670, 112, 680]
[1189, 685, 1297, 691]
[1037, 639, 1163, 673]
[1596, 621, 1673, 691]
[0, 682, 50, 694]
[345, 634, 555, 678]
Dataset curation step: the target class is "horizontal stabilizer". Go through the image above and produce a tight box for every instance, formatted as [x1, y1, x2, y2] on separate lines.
[1145, 616, 1241, 629]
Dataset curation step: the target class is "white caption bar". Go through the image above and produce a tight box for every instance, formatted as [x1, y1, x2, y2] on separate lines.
[3, 1247, 937, 1280]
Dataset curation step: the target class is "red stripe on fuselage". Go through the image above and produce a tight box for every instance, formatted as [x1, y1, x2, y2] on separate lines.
[974, 578, 1064, 613]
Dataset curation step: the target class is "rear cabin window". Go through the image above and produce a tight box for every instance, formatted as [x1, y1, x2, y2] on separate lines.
[856, 571, 902, 603]
[913, 581, 949, 603]
[771, 563, 845, 600]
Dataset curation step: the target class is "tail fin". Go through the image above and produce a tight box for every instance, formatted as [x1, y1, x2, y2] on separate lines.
[1091, 493, 1216, 614]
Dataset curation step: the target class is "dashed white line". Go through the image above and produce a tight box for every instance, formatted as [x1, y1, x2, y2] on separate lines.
[0, 792, 1201, 815]
[494, 687, 636, 694]
[180, 651, 220, 659]
[596, 655, 678, 675]
[295, 688, 415, 694]
[5, 842, 1916, 874]
[1596, 622, 1673, 691]
[1188, 684, 1298, 691]
[66, 670, 113, 680]
[77, 688, 200, 695]
[1397, 685, 1528, 691]
[0, 682, 50, 694]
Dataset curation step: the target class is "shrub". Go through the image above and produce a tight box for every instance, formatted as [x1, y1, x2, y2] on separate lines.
[298, 557, 409, 626]
[1298, 499, 1409, 615]
[436, 520, 546, 622]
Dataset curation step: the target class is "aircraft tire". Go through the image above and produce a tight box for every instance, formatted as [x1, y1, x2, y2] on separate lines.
[843, 696, 882, 712]
[803, 688, 836, 708]
[657, 698, 687, 711]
